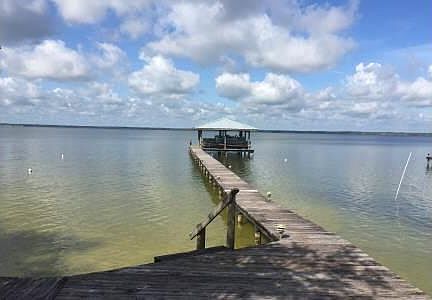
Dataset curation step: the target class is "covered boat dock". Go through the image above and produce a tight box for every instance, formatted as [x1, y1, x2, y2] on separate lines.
[195, 118, 257, 155]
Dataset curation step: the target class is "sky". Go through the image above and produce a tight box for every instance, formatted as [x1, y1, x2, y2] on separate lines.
[0, 0, 431, 131]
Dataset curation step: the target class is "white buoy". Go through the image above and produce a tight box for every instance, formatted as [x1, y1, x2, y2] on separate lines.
[60, 153, 64, 160]
[228, 165, 232, 169]
[27, 168, 32, 175]
[284, 158, 288, 163]
[266, 191, 272, 201]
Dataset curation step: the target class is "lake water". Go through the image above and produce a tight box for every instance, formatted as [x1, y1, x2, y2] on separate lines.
[0, 126, 431, 294]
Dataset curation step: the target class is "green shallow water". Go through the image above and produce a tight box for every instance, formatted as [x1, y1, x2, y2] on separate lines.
[0, 126, 431, 294]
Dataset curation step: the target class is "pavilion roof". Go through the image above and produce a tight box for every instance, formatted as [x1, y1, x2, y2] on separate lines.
[196, 118, 257, 131]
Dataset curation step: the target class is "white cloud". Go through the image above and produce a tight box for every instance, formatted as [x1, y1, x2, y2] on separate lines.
[1, 40, 90, 81]
[215, 73, 251, 99]
[146, 0, 357, 72]
[344, 102, 379, 117]
[345, 62, 432, 107]
[51, 0, 151, 23]
[0, 77, 41, 106]
[120, 17, 149, 39]
[85, 82, 123, 105]
[285, 0, 358, 34]
[216, 72, 304, 107]
[46, 81, 126, 115]
[397, 77, 432, 107]
[345, 62, 398, 100]
[128, 55, 199, 99]
[215, 61, 432, 125]
[92, 42, 127, 71]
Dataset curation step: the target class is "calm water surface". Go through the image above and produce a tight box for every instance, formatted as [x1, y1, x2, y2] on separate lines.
[0, 126, 431, 294]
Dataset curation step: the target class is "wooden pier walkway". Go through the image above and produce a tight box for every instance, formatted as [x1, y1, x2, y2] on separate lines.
[0, 146, 429, 299]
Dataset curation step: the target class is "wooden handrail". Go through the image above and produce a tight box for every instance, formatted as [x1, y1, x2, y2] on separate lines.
[189, 188, 239, 250]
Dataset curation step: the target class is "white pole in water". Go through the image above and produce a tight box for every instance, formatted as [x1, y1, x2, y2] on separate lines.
[394, 152, 412, 201]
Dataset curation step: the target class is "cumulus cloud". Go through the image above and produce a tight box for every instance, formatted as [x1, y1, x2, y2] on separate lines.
[343, 102, 378, 117]
[215, 61, 431, 125]
[215, 73, 251, 99]
[146, 0, 357, 72]
[1, 40, 90, 81]
[51, 0, 151, 23]
[0, 77, 41, 106]
[43, 81, 126, 116]
[271, 0, 358, 34]
[0, 40, 129, 81]
[305, 62, 432, 121]
[128, 55, 199, 99]
[120, 17, 149, 39]
[0, 0, 55, 45]
[346, 62, 432, 107]
[216, 72, 304, 110]
[345, 62, 398, 100]
[91, 43, 127, 76]
[397, 77, 432, 107]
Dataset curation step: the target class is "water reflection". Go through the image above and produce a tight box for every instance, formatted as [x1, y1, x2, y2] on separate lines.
[426, 164, 432, 175]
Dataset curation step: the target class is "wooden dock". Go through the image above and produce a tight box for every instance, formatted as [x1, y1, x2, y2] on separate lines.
[0, 146, 429, 299]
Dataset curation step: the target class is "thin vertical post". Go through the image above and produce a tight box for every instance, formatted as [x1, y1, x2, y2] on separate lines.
[224, 131, 227, 150]
[198, 130, 202, 146]
[196, 228, 206, 250]
[226, 188, 239, 249]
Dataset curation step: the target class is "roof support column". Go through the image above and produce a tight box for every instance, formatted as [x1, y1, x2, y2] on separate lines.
[224, 131, 227, 150]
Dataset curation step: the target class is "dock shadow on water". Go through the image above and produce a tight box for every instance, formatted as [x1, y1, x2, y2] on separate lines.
[0, 222, 101, 277]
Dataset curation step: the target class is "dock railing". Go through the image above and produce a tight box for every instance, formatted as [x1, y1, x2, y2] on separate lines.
[189, 188, 239, 250]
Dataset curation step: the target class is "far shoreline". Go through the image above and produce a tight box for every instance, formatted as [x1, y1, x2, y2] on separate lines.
[0, 123, 431, 137]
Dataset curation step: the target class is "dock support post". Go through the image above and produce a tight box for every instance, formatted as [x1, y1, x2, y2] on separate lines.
[196, 228, 206, 250]
[226, 188, 239, 250]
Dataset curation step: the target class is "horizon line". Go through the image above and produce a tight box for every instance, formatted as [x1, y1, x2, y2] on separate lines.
[0, 122, 430, 136]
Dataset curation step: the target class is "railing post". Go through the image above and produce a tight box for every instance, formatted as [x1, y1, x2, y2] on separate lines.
[226, 188, 239, 250]
[196, 228, 206, 250]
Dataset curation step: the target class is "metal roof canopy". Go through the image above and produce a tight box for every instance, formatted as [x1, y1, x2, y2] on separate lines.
[195, 118, 257, 131]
